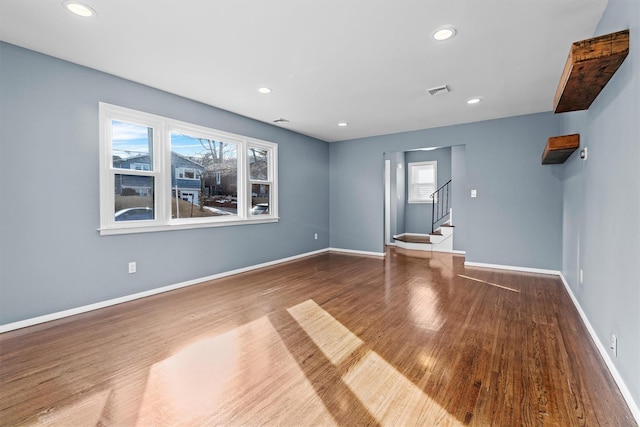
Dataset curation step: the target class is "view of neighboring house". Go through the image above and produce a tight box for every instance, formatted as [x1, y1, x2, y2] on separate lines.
[113, 152, 206, 205]
[171, 152, 205, 205]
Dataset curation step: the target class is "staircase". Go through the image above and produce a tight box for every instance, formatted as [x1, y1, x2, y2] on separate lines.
[393, 179, 455, 254]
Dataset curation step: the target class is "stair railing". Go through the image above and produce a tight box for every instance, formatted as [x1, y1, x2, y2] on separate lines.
[430, 179, 451, 233]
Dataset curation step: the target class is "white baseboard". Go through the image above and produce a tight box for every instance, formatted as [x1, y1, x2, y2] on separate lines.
[558, 274, 640, 424]
[464, 261, 560, 276]
[0, 248, 330, 334]
[329, 247, 386, 257]
[450, 250, 466, 255]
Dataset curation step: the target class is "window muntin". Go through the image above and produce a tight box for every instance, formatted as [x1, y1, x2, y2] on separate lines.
[99, 103, 278, 234]
[248, 145, 274, 215]
[408, 161, 437, 203]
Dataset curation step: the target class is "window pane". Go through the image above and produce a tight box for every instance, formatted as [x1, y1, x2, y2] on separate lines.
[251, 184, 270, 215]
[249, 147, 269, 181]
[114, 174, 154, 221]
[416, 166, 435, 184]
[415, 184, 435, 199]
[112, 120, 153, 171]
[170, 133, 238, 218]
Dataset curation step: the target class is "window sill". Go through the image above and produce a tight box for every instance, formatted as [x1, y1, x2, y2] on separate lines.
[98, 216, 280, 236]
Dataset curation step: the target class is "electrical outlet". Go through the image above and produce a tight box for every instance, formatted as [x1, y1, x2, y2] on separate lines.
[610, 334, 617, 357]
[579, 269, 583, 284]
[128, 262, 136, 274]
[314, 233, 318, 240]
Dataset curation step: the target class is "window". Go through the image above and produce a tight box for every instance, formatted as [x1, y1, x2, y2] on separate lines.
[170, 130, 239, 218]
[176, 168, 201, 180]
[408, 161, 437, 203]
[99, 103, 278, 235]
[248, 146, 273, 215]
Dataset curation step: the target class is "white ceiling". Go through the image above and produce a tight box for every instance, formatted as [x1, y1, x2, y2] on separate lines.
[0, 0, 608, 142]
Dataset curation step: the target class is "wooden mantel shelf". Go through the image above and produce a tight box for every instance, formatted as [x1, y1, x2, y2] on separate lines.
[542, 134, 580, 164]
[554, 30, 629, 113]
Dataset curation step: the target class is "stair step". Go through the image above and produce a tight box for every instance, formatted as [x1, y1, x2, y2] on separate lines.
[439, 223, 454, 227]
[394, 235, 431, 244]
[431, 230, 443, 236]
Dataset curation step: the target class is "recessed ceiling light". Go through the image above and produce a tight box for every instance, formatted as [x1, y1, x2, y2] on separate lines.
[62, 1, 96, 17]
[467, 97, 483, 105]
[433, 27, 456, 41]
[257, 87, 272, 94]
[338, 122, 348, 127]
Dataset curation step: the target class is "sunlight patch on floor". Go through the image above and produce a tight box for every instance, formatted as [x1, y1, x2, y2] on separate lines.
[34, 388, 112, 426]
[133, 299, 461, 426]
[287, 299, 363, 365]
[428, 254, 456, 279]
[410, 286, 444, 331]
[134, 316, 333, 426]
[290, 299, 461, 426]
[417, 350, 439, 372]
[343, 350, 463, 426]
[135, 328, 240, 425]
[458, 274, 520, 293]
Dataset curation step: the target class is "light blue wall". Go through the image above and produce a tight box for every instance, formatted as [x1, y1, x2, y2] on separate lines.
[0, 43, 330, 325]
[384, 151, 405, 239]
[395, 152, 406, 237]
[559, 0, 639, 408]
[330, 113, 564, 268]
[451, 145, 467, 251]
[329, 137, 387, 252]
[404, 148, 452, 234]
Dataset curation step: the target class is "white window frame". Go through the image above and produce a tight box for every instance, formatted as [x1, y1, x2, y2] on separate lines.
[408, 161, 437, 203]
[248, 142, 277, 216]
[99, 102, 278, 235]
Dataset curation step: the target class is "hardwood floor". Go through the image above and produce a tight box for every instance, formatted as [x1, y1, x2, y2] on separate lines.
[0, 249, 635, 426]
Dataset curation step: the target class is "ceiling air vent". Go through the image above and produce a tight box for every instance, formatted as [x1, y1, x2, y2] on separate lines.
[427, 85, 450, 96]
[273, 118, 290, 124]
